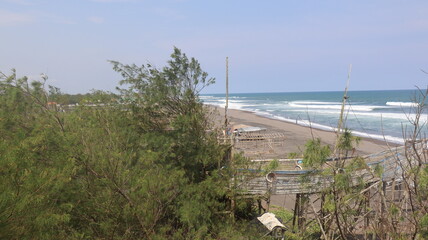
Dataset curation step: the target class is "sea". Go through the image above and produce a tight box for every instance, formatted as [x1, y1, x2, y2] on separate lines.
[201, 90, 428, 145]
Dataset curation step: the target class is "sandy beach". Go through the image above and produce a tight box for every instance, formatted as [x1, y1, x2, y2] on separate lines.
[211, 106, 399, 157]
[211, 105, 402, 210]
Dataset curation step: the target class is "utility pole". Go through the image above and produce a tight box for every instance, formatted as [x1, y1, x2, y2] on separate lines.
[225, 57, 229, 131]
[224, 57, 235, 221]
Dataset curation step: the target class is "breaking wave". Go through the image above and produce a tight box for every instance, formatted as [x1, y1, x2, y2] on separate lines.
[288, 102, 388, 112]
[386, 102, 418, 107]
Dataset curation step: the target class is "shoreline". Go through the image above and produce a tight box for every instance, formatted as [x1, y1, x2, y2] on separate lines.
[209, 105, 400, 156]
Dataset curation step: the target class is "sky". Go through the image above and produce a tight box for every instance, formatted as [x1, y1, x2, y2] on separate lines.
[0, 0, 427, 94]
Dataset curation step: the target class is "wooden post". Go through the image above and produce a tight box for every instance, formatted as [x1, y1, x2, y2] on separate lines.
[293, 193, 300, 230]
[391, 178, 396, 202]
[292, 193, 307, 231]
[381, 181, 386, 216]
[379, 180, 387, 239]
[397, 181, 402, 203]
[364, 186, 370, 240]
[298, 194, 307, 230]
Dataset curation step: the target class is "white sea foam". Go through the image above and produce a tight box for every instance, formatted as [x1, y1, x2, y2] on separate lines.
[207, 98, 428, 123]
[201, 95, 247, 100]
[288, 102, 387, 112]
[259, 112, 405, 144]
[350, 130, 405, 145]
[263, 112, 406, 144]
[286, 109, 428, 122]
[207, 99, 255, 110]
[229, 96, 247, 99]
[292, 101, 342, 105]
[200, 95, 216, 99]
[203, 92, 426, 143]
[386, 102, 418, 107]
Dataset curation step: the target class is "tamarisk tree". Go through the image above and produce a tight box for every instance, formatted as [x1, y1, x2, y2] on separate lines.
[0, 48, 253, 239]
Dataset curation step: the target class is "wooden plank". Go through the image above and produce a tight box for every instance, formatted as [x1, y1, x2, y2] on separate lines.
[237, 144, 423, 195]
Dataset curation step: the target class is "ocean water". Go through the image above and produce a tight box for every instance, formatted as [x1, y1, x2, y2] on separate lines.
[201, 90, 428, 144]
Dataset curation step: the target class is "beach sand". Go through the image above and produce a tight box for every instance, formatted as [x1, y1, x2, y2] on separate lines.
[209, 105, 401, 211]
[210, 106, 399, 157]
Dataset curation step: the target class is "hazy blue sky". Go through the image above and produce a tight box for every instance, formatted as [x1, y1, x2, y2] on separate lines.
[1, 0, 427, 94]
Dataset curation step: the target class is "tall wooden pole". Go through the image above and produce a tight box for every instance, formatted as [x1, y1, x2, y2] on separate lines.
[225, 57, 229, 130]
[225, 57, 235, 221]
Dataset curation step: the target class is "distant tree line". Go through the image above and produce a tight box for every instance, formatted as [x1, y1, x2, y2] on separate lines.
[49, 91, 118, 105]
